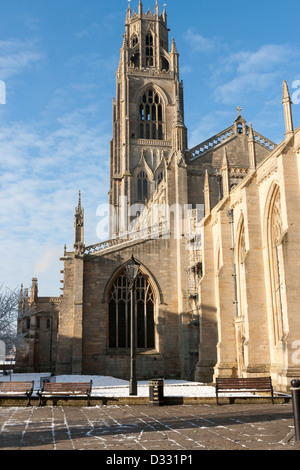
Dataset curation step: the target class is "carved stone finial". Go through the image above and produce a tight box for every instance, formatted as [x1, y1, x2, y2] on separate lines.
[282, 80, 294, 136]
[171, 37, 178, 54]
[283, 80, 292, 102]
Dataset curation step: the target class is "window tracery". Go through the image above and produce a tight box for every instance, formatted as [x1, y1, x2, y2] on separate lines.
[108, 269, 155, 349]
[268, 186, 285, 343]
[139, 88, 164, 140]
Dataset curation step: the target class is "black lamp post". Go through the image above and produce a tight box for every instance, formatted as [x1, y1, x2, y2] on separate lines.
[125, 255, 140, 396]
[291, 379, 300, 442]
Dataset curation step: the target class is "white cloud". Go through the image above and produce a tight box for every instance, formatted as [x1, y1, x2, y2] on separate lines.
[230, 44, 296, 74]
[0, 38, 43, 80]
[214, 72, 279, 105]
[211, 44, 299, 105]
[184, 29, 215, 52]
[0, 95, 111, 296]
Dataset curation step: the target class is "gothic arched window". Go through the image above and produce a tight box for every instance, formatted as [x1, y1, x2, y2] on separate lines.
[132, 34, 138, 47]
[267, 185, 286, 344]
[139, 89, 164, 140]
[137, 170, 148, 201]
[145, 33, 153, 66]
[237, 218, 247, 317]
[236, 219, 247, 374]
[108, 269, 155, 349]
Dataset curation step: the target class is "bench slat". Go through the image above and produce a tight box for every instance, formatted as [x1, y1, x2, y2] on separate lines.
[0, 382, 34, 391]
[215, 377, 274, 405]
[42, 383, 91, 392]
[0, 381, 34, 406]
[38, 381, 93, 407]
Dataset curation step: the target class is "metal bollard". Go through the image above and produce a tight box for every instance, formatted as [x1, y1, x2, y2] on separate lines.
[291, 379, 300, 442]
[149, 379, 164, 406]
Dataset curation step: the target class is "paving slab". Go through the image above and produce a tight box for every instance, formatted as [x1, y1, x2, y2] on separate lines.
[0, 402, 299, 453]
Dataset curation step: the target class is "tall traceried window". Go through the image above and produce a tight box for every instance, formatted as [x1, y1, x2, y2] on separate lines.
[139, 88, 164, 140]
[108, 269, 155, 349]
[236, 218, 247, 374]
[268, 185, 286, 344]
[237, 219, 247, 318]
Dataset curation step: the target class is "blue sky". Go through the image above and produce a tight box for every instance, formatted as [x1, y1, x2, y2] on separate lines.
[0, 0, 299, 296]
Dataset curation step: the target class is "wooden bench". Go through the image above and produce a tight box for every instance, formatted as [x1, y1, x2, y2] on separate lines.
[37, 381, 93, 406]
[0, 381, 34, 406]
[215, 377, 274, 405]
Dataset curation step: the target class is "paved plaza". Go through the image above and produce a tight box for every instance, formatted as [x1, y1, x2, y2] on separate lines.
[0, 402, 299, 452]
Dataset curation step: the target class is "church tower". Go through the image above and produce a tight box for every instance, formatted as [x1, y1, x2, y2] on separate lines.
[109, 0, 187, 237]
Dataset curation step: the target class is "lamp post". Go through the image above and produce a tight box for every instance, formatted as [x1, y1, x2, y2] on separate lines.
[125, 255, 140, 396]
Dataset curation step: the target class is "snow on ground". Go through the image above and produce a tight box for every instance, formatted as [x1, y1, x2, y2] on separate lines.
[0, 373, 265, 397]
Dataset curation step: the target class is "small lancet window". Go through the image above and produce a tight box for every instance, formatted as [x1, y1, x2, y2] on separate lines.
[132, 35, 138, 47]
[137, 170, 148, 201]
[146, 33, 153, 46]
[145, 33, 154, 66]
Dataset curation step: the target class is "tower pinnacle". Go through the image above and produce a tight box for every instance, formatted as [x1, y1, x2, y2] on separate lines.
[221, 147, 230, 198]
[74, 191, 85, 255]
[248, 122, 256, 169]
[138, 0, 143, 15]
[171, 38, 178, 54]
[282, 80, 294, 137]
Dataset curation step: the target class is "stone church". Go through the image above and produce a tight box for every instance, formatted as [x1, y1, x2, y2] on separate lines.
[15, 1, 300, 392]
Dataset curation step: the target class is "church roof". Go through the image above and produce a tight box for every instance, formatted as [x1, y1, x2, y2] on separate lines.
[186, 111, 277, 164]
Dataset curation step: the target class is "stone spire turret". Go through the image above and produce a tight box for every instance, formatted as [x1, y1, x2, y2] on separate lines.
[30, 278, 38, 303]
[221, 147, 230, 198]
[282, 80, 294, 138]
[138, 0, 143, 16]
[126, 0, 131, 19]
[171, 38, 178, 54]
[247, 122, 256, 170]
[74, 191, 85, 255]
